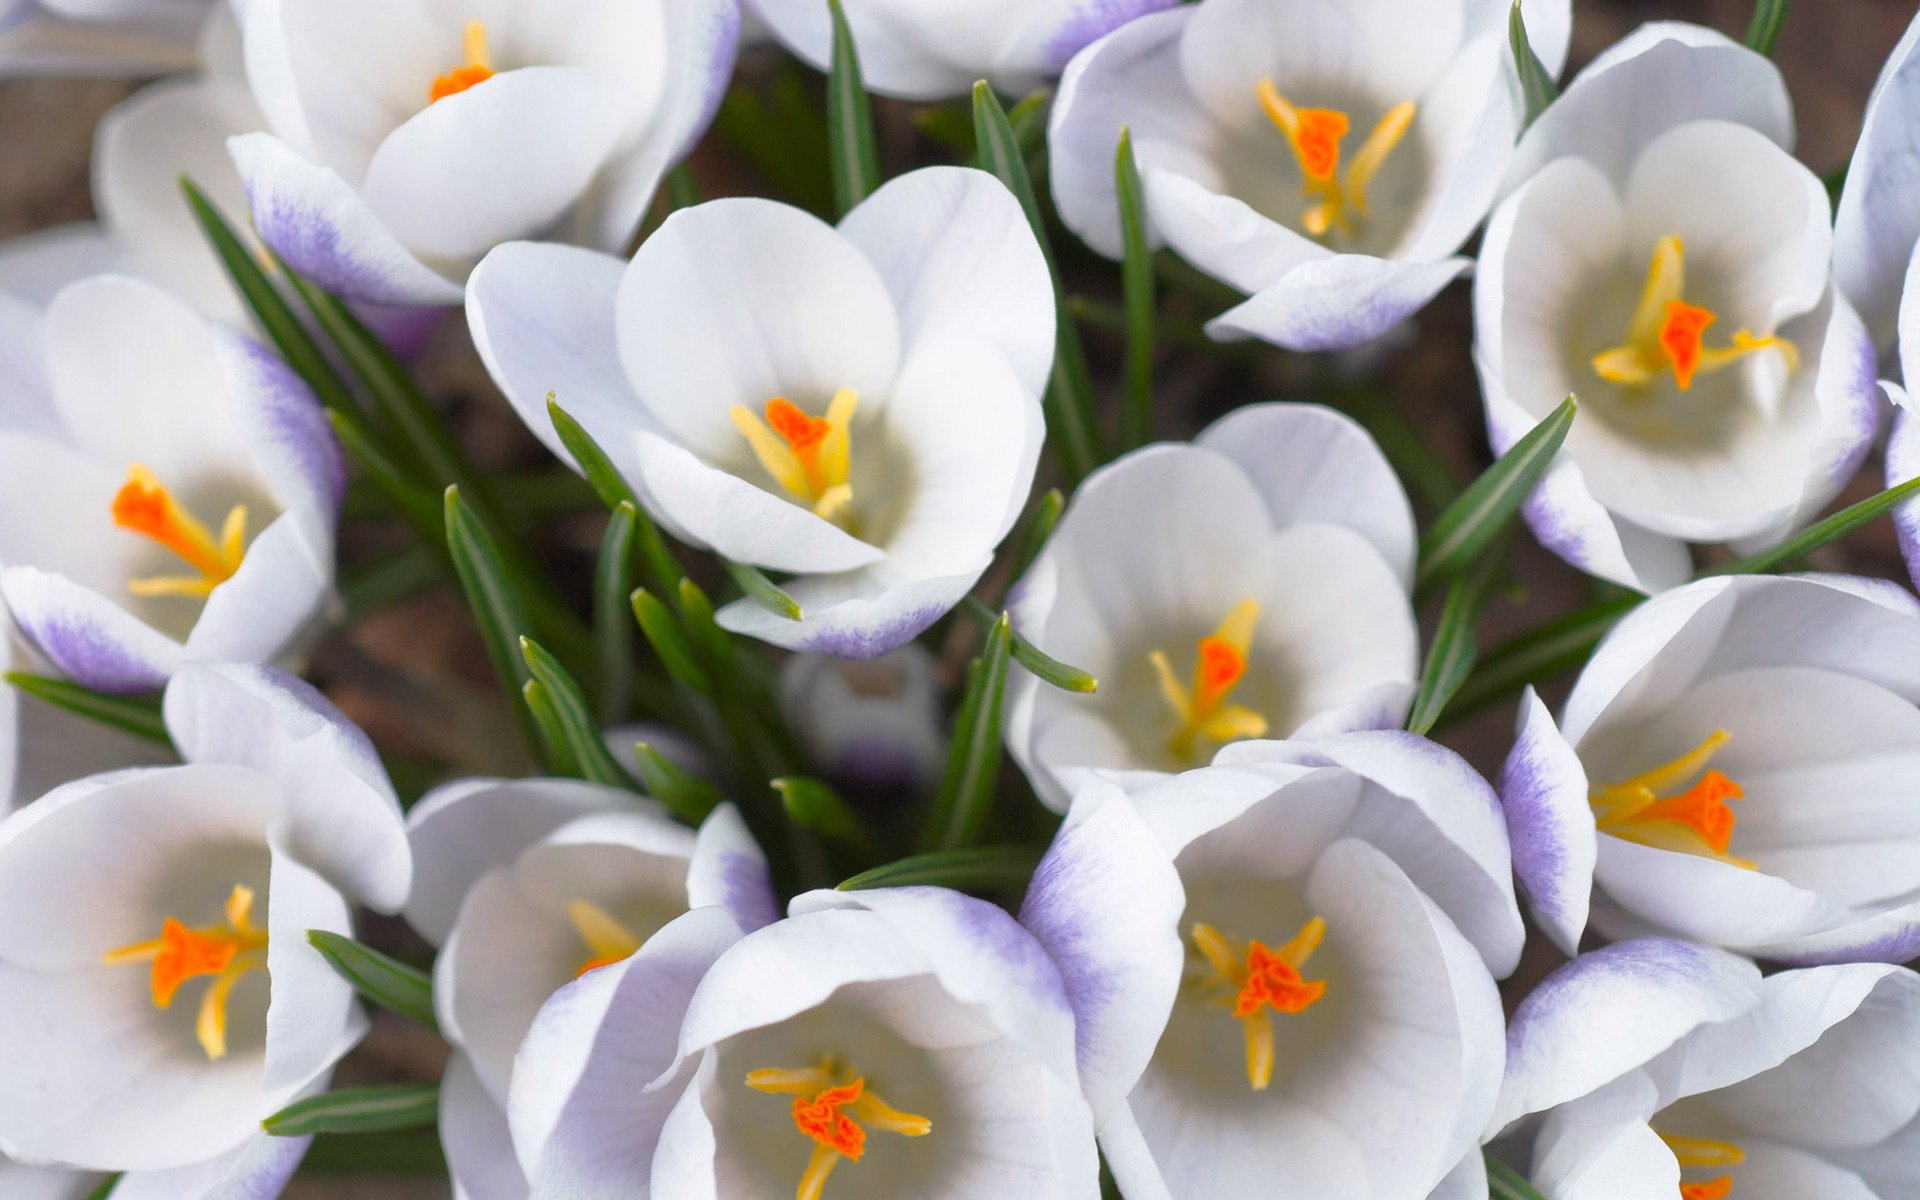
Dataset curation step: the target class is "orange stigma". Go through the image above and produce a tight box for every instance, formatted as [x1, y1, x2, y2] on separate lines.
[747, 1060, 930, 1200]
[1149, 599, 1268, 763]
[1662, 1132, 1743, 1200]
[1191, 917, 1328, 1090]
[1256, 80, 1415, 238]
[1593, 236, 1798, 392]
[1591, 731, 1751, 866]
[112, 465, 248, 598]
[732, 388, 859, 525]
[567, 900, 643, 978]
[1681, 1181, 1733, 1200]
[104, 884, 267, 1061]
[429, 21, 495, 104]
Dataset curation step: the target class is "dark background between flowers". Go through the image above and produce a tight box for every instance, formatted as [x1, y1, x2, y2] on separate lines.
[0, 0, 1913, 1194]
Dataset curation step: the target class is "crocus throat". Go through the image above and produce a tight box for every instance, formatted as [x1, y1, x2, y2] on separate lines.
[746, 1058, 931, 1200]
[112, 465, 248, 599]
[1590, 730, 1751, 867]
[429, 20, 495, 104]
[1148, 598, 1268, 763]
[732, 389, 859, 526]
[1592, 235, 1798, 392]
[1257, 80, 1415, 239]
[1661, 1131, 1743, 1200]
[567, 899, 644, 977]
[103, 884, 267, 1061]
[1191, 917, 1328, 1091]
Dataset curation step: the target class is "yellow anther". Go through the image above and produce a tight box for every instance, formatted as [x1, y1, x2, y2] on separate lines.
[748, 1057, 930, 1200]
[1660, 1131, 1744, 1200]
[1591, 730, 1752, 867]
[1190, 917, 1329, 1091]
[1148, 598, 1268, 763]
[731, 389, 859, 525]
[1257, 80, 1416, 239]
[104, 884, 267, 1061]
[430, 20, 495, 103]
[112, 465, 248, 599]
[567, 900, 643, 976]
[1592, 236, 1799, 392]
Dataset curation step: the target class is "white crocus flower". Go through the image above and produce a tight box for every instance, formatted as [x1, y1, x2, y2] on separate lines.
[1477, 23, 1881, 594]
[745, 0, 1174, 101]
[403, 780, 776, 1200]
[1006, 403, 1417, 811]
[469, 167, 1053, 658]
[1834, 5, 1920, 354]
[780, 645, 946, 793]
[1021, 739, 1519, 1200]
[228, 0, 739, 308]
[1493, 937, 1920, 1200]
[1500, 573, 1920, 964]
[0, 274, 341, 695]
[0, 0, 210, 76]
[0, 662, 410, 1186]
[1047, 0, 1570, 352]
[510, 887, 1098, 1200]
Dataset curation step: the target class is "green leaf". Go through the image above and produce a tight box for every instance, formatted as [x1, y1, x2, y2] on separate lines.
[1486, 1152, 1551, 1200]
[1509, 1, 1558, 126]
[521, 680, 581, 777]
[1115, 126, 1156, 452]
[1712, 472, 1920, 577]
[711, 75, 835, 215]
[921, 612, 1014, 851]
[723, 559, 804, 621]
[840, 845, 1041, 894]
[1417, 395, 1576, 592]
[326, 409, 444, 543]
[1406, 532, 1512, 735]
[665, 163, 703, 211]
[299, 1130, 447, 1175]
[5, 673, 170, 746]
[521, 636, 641, 790]
[547, 397, 685, 597]
[306, 930, 437, 1032]
[1745, 0, 1789, 56]
[775, 776, 881, 855]
[81, 1175, 121, 1200]
[972, 81, 1102, 483]
[960, 597, 1097, 693]
[825, 0, 881, 216]
[443, 485, 541, 754]
[632, 588, 712, 694]
[1005, 88, 1052, 159]
[263, 1083, 439, 1138]
[1442, 593, 1642, 724]
[595, 503, 639, 724]
[1013, 488, 1067, 577]
[632, 741, 725, 824]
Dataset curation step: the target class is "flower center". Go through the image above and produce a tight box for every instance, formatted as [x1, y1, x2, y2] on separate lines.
[1190, 917, 1328, 1091]
[732, 389, 859, 527]
[1661, 1131, 1744, 1200]
[746, 1058, 932, 1200]
[1592, 236, 1799, 392]
[1257, 81, 1416, 239]
[429, 20, 495, 104]
[567, 899, 644, 977]
[103, 884, 267, 1061]
[1590, 730, 1751, 867]
[112, 465, 248, 599]
[1147, 598, 1268, 764]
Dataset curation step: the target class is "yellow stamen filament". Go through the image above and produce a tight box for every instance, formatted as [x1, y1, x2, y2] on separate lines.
[567, 900, 643, 977]
[112, 465, 248, 599]
[747, 1058, 931, 1200]
[731, 389, 859, 526]
[1592, 235, 1799, 392]
[104, 884, 267, 1061]
[1590, 730, 1752, 867]
[429, 20, 495, 104]
[1148, 598, 1268, 763]
[1661, 1131, 1744, 1200]
[1190, 917, 1328, 1090]
[1257, 80, 1416, 238]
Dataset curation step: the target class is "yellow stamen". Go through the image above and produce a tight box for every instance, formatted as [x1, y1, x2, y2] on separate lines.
[104, 884, 267, 1061]
[1661, 1131, 1744, 1200]
[1148, 599, 1268, 763]
[1590, 730, 1752, 867]
[731, 389, 859, 525]
[748, 1058, 930, 1200]
[112, 465, 248, 599]
[1190, 917, 1328, 1090]
[429, 21, 495, 103]
[567, 900, 643, 976]
[1257, 80, 1416, 239]
[1592, 236, 1799, 392]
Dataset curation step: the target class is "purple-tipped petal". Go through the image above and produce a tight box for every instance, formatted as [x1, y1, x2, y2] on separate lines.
[1207, 254, 1470, 353]
[1500, 688, 1596, 956]
[0, 565, 183, 693]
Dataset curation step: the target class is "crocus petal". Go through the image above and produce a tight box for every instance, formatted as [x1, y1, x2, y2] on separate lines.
[0, 223, 120, 314]
[1, 565, 185, 693]
[1206, 254, 1471, 353]
[441, 1052, 528, 1200]
[1528, 1072, 1674, 1200]
[260, 838, 366, 1105]
[685, 803, 778, 932]
[110, 1128, 313, 1200]
[1833, 7, 1920, 348]
[181, 514, 333, 668]
[218, 330, 344, 521]
[1499, 687, 1596, 956]
[718, 563, 983, 659]
[1888, 400, 1920, 594]
[0, 3, 201, 76]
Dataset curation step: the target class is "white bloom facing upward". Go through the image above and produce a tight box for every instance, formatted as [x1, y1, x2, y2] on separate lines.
[404, 781, 775, 1200]
[745, 0, 1174, 101]
[1006, 403, 1418, 810]
[229, 0, 739, 308]
[0, 663, 410, 1186]
[470, 167, 1053, 658]
[0, 274, 342, 694]
[509, 887, 1098, 1200]
[1477, 24, 1881, 594]
[1494, 938, 1920, 1200]
[1020, 737, 1519, 1199]
[1501, 573, 1920, 964]
[0, 0, 210, 77]
[1047, 0, 1570, 352]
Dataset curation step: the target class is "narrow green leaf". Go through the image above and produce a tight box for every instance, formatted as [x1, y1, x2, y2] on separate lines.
[521, 680, 580, 778]
[1509, 1, 1558, 126]
[775, 776, 881, 855]
[263, 1083, 439, 1138]
[306, 930, 437, 1032]
[180, 176, 356, 418]
[595, 503, 639, 724]
[632, 588, 712, 694]
[299, 1130, 447, 1175]
[825, 0, 881, 216]
[1486, 1153, 1551, 1200]
[327, 409, 444, 542]
[972, 81, 1102, 483]
[443, 485, 541, 754]
[1745, 0, 1789, 56]
[521, 636, 640, 790]
[1013, 488, 1066, 577]
[1417, 395, 1576, 592]
[665, 163, 702, 211]
[724, 559, 803, 621]
[1712, 472, 1920, 576]
[921, 613, 1014, 851]
[1406, 533, 1512, 735]
[340, 545, 443, 620]
[711, 76, 836, 215]
[632, 741, 725, 824]
[840, 845, 1040, 893]
[1005, 88, 1052, 159]
[547, 397, 685, 597]
[5, 673, 170, 746]
[960, 597, 1097, 693]
[1115, 126, 1156, 452]
[1441, 593, 1642, 724]
[81, 1176, 121, 1200]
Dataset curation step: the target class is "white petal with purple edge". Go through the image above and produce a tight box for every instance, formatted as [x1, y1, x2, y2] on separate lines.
[1500, 687, 1596, 956]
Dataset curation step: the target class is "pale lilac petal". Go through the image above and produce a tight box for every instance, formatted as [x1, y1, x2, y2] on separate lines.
[1, 565, 184, 693]
[1207, 255, 1471, 353]
[1500, 687, 1596, 956]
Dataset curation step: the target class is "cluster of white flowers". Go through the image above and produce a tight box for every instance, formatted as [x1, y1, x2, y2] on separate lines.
[2, 2, 1919, 1199]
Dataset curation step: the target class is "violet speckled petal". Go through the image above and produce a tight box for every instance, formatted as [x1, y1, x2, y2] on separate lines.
[1500, 687, 1596, 956]
[1756, 899, 1920, 967]
[1035, 0, 1180, 71]
[0, 565, 183, 693]
[218, 329, 344, 519]
[714, 564, 984, 659]
[686, 802, 777, 933]
[1833, 9, 1920, 349]
[1206, 254, 1470, 353]
[111, 1129, 312, 1200]
[1887, 396, 1920, 594]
